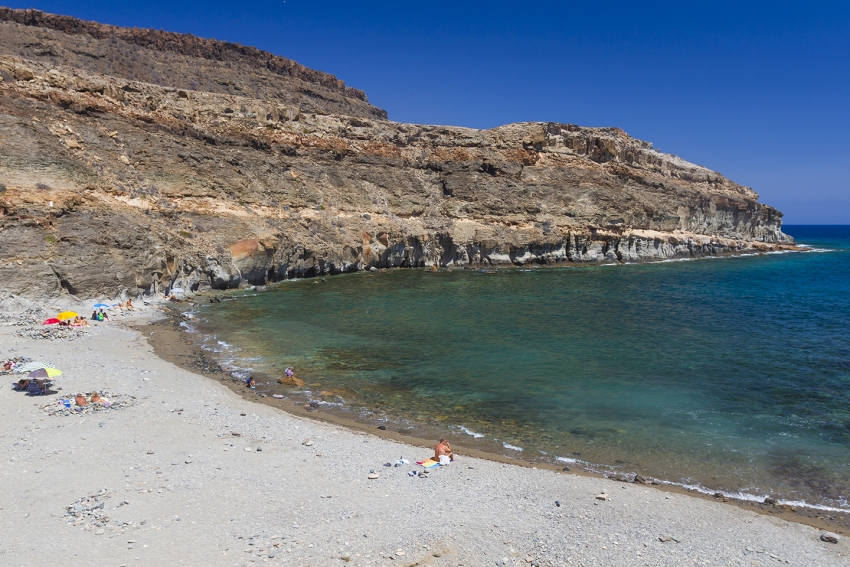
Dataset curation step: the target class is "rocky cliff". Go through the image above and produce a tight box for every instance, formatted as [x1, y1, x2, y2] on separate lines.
[0, 8, 385, 119]
[0, 9, 793, 300]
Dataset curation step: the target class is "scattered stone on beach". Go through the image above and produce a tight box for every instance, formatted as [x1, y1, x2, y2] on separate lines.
[659, 535, 680, 543]
[63, 490, 111, 526]
[231, 431, 242, 436]
[634, 474, 648, 484]
[820, 532, 840, 544]
[302, 439, 313, 446]
[40, 392, 136, 417]
[0, 308, 47, 327]
[595, 493, 610, 501]
[244, 447, 253, 452]
[15, 325, 86, 341]
[764, 497, 777, 506]
[146, 450, 154, 454]
[368, 473, 379, 479]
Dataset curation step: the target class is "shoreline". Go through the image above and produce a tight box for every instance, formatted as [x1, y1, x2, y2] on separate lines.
[147, 306, 850, 535]
[1, 302, 847, 566]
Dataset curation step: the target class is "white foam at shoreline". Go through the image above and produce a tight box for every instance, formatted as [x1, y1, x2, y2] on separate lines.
[458, 425, 484, 438]
[655, 480, 850, 512]
[502, 442, 523, 451]
[556, 456, 579, 464]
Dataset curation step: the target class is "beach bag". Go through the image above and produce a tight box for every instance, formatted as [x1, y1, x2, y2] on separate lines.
[439, 455, 451, 465]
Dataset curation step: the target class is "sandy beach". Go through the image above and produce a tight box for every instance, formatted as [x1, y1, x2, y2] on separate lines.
[1, 300, 847, 567]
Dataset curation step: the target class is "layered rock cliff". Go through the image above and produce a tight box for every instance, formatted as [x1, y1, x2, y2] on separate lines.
[0, 9, 793, 300]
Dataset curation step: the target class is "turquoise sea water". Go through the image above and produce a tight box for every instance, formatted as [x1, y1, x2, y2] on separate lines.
[190, 226, 850, 510]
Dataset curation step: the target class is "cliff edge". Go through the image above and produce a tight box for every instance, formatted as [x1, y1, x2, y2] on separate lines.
[0, 9, 793, 300]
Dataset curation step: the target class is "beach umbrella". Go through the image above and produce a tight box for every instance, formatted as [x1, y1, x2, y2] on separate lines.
[43, 318, 61, 325]
[15, 361, 58, 374]
[56, 311, 78, 321]
[93, 303, 110, 309]
[27, 367, 62, 379]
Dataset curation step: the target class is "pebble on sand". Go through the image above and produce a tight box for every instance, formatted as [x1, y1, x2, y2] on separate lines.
[595, 493, 609, 501]
[820, 532, 840, 544]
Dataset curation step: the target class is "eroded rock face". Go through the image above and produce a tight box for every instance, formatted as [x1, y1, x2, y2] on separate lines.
[0, 14, 794, 300]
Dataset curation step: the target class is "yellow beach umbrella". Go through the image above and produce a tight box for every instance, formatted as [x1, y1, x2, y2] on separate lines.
[56, 311, 79, 320]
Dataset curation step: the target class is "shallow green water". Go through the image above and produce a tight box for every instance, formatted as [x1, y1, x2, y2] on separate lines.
[191, 226, 850, 509]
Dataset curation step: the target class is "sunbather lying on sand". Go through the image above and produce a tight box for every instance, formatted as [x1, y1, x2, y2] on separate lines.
[434, 438, 454, 462]
[90, 392, 105, 404]
[75, 393, 88, 407]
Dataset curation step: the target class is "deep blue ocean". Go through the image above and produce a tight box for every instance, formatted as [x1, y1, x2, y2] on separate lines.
[190, 225, 850, 510]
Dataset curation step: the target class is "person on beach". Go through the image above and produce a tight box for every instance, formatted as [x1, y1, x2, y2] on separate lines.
[434, 438, 454, 462]
[75, 393, 88, 407]
[90, 310, 98, 320]
[246, 376, 256, 388]
[100, 309, 110, 321]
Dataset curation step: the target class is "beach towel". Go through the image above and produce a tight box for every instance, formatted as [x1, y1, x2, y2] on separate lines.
[416, 458, 440, 469]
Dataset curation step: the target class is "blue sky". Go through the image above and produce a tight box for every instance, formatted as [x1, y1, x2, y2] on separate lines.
[8, 1, 850, 224]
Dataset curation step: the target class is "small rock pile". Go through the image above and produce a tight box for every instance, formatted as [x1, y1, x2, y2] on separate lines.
[15, 325, 86, 341]
[0, 307, 47, 327]
[41, 392, 137, 416]
[63, 489, 111, 528]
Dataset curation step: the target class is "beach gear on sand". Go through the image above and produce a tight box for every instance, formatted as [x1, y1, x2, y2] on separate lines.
[26, 379, 52, 395]
[93, 303, 110, 309]
[42, 318, 61, 325]
[56, 311, 79, 321]
[416, 458, 441, 468]
[439, 455, 452, 465]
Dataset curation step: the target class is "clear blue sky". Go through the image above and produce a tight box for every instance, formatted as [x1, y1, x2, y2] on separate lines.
[9, 1, 850, 224]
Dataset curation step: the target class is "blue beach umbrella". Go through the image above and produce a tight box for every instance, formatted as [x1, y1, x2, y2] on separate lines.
[93, 303, 110, 309]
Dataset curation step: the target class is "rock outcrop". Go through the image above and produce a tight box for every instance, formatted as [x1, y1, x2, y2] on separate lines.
[0, 10, 794, 300]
